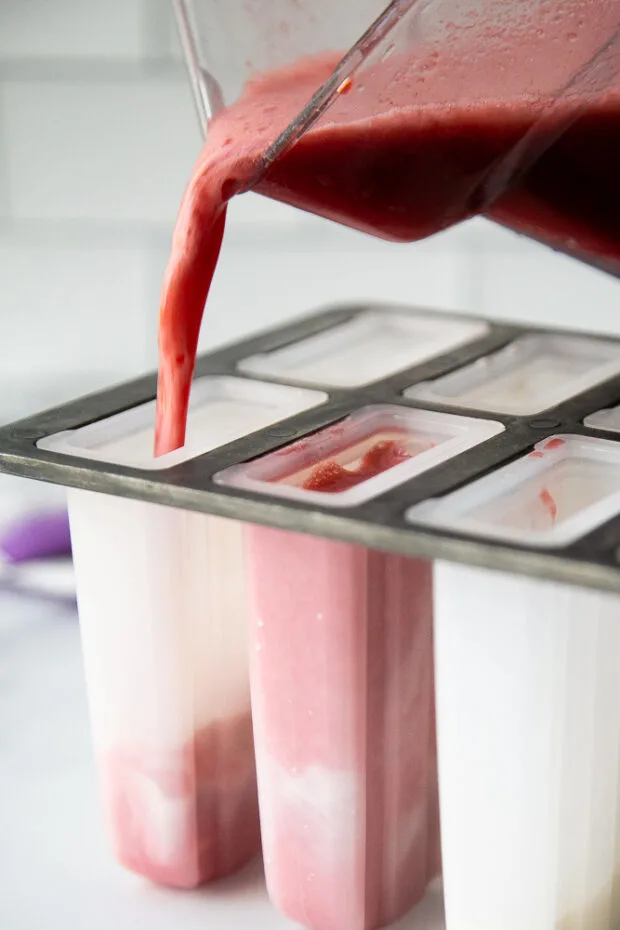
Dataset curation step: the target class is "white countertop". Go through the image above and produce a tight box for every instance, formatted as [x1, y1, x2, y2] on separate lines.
[0, 584, 445, 930]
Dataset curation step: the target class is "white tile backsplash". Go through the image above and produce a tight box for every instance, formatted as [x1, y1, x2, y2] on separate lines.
[142, 0, 184, 62]
[226, 192, 317, 229]
[0, 0, 145, 62]
[0, 74, 307, 229]
[1, 76, 200, 225]
[0, 87, 9, 217]
[143, 225, 472, 366]
[0, 237, 152, 378]
[475, 225, 620, 337]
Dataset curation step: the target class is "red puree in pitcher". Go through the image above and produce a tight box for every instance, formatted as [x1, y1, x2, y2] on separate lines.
[155, 3, 620, 456]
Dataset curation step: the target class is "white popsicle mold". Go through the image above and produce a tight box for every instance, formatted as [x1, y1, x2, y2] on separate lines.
[216, 403, 504, 508]
[36, 375, 327, 889]
[407, 434, 620, 548]
[433, 561, 620, 930]
[238, 307, 490, 388]
[406, 333, 620, 416]
[408, 429, 620, 930]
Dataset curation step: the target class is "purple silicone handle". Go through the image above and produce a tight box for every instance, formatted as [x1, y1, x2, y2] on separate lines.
[1, 510, 72, 564]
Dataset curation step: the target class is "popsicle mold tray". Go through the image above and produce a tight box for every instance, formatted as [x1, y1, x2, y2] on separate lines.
[5, 303, 620, 593]
[9, 303, 620, 930]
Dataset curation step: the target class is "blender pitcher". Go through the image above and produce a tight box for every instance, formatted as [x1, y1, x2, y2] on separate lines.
[175, 0, 620, 276]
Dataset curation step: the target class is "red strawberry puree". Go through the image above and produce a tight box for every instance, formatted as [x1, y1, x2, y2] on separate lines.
[155, 0, 620, 456]
[243, 446, 440, 928]
[302, 439, 410, 492]
[246, 528, 439, 930]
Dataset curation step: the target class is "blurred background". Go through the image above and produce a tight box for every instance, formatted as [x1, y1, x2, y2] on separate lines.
[0, 0, 620, 507]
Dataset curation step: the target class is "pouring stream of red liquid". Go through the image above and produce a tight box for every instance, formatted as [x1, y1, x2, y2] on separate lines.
[155, 32, 619, 456]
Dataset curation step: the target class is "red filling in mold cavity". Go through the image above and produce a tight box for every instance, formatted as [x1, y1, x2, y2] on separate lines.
[302, 439, 411, 492]
[539, 487, 558, 522]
